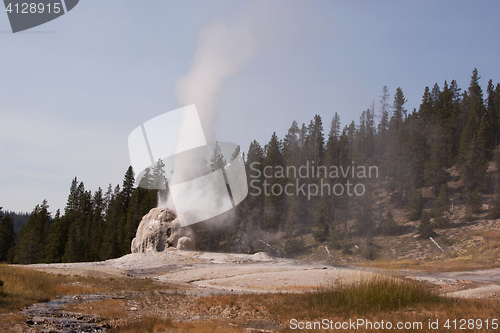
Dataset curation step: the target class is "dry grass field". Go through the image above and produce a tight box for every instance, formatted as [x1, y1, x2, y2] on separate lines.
[1, 264, 499, 332]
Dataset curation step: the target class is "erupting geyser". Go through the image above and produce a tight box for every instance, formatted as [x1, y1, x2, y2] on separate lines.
[131, 208, 198, 252]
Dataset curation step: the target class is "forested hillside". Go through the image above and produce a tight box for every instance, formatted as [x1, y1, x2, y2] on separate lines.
[2, 68, 500, 264]
[0, 210, 29, 233]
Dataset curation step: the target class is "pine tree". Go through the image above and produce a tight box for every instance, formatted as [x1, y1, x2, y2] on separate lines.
[111, 167, 136, 256]
[407, 188, 423, 221]
[122, 166, 135, 204]
[377, 86, 391, 170]
[263, 132, 285, 230]
[283, 121, 304, 235]
[355, 110, 368, 162]
[313, 114, 343, 242]
[151, 159, 167, 190]
[306, 115, 325, 165]
[102, 185, 121, 259]
[365, 102, 376, 163]
[465, 189, 482, 221]
[417, 212, 436, 239]
[425, 126, 448, 195]
[495, 83, 500, 147]
[63, 218, 83, 262]
[387, 87, 407, 207]
[468, 69, 485, 123]
[379, 211, 399, 236]
[353, 187, 376, 236]
[304, 115, 326, 224]
[190, 142, 232, 251]
[123, 188, 144, 255]
[14, 200, 52, 264]
[419, 86, 433, 123]
[282, 221, 305, 257]
[441, 79, 462, 159]
[209, 142, 226, 171]
[405, 112, 428, 189]
[61, 178, 92, 263]
[44, 209, 65, 263]
[230, 140, 267, 253]
[283, 121, 300, 166]
[313, 196, 331, 242]
[89, 188, 106, 261]
[0, 213, 15, 262]
[329, 113, 341, 144]
[138, 167, 153, 189]
[245, 140, 265, 229]
[432, 184, 451, 228]
[488, 188, 500, 219]
[65, 177, 80, 215]
[486, 79, 498, 149]
[230, 145, 241, 161]
[458, 69, 489, 194]
[460, 116, 488, 193]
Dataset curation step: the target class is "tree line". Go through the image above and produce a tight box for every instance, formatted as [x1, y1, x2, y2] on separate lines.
[226, 68, 500, 256]
[0, 167, 160, 264]
[2, 68, 500, 262]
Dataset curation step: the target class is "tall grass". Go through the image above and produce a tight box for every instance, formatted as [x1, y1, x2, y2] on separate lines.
[109, 318, 245, 333]
[292, 275, 446, 316]
[194, 272, 499, 332]
[0, 265, 169, 312]
[108, 316, 173, 333]
[193, 273, 450, 320]
[0, 264, 90, 311]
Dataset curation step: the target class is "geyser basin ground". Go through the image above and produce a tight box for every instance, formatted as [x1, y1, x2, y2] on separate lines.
[26, 249, 500, 298]
[27, 249, 369, 293]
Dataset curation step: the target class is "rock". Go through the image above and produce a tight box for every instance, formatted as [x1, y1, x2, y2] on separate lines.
[131, 208, 197, 253]
[251, 252, 272, 261]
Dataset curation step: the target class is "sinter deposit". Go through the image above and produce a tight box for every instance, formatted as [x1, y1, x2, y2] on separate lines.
[131, 207, 197, 252]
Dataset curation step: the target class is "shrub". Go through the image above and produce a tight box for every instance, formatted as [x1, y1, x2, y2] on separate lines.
[282, 228, 306, 257]
[488, 188, 500, 219]
[407, 189, 423, 221]
[432, 185, 452, 228]
[280, 274, 446, 317]
[379, 211, 400, 236]
[417, 212, 436, 239]
[361, 237, 378, 260]
[465, 189, 482, 221]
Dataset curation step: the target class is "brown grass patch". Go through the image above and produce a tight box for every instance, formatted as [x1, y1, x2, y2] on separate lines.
[191, 275, 500, 332]
[109, 316, 172, 332]
[69, 275, 173, 293]
[356, 229, 500, 273]
[0, 313, 26, 324]
[166, 321, 244, 332]
[360, 257, 500, 273]
[0, 265, 171, 313]
[0, 265, 93, 312]
[0, 314, 27, 333]
[65, 299, 129, 319]
[110, 318, 246, 333]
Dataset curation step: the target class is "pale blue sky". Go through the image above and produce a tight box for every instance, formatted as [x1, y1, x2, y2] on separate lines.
[1, 1, 500, 213]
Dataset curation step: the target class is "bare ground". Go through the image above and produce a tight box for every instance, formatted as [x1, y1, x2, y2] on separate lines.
[27, 249, 500, 299]
[1, 249, 497, 332]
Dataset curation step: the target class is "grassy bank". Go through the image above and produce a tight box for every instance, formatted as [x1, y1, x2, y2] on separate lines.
[0, 264, 167, 313]
[194, 274, 500, 332]
[1, 265, 499, 332]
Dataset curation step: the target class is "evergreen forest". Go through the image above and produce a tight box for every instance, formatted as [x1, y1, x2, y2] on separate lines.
[2, 69, 500, 263]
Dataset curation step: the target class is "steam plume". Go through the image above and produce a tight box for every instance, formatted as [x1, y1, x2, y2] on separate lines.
[176, 23, 255, 142]
[158, 23, 254, 214]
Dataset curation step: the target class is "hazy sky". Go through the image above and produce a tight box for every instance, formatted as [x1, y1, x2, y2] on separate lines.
[1, 1, 500, 214]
